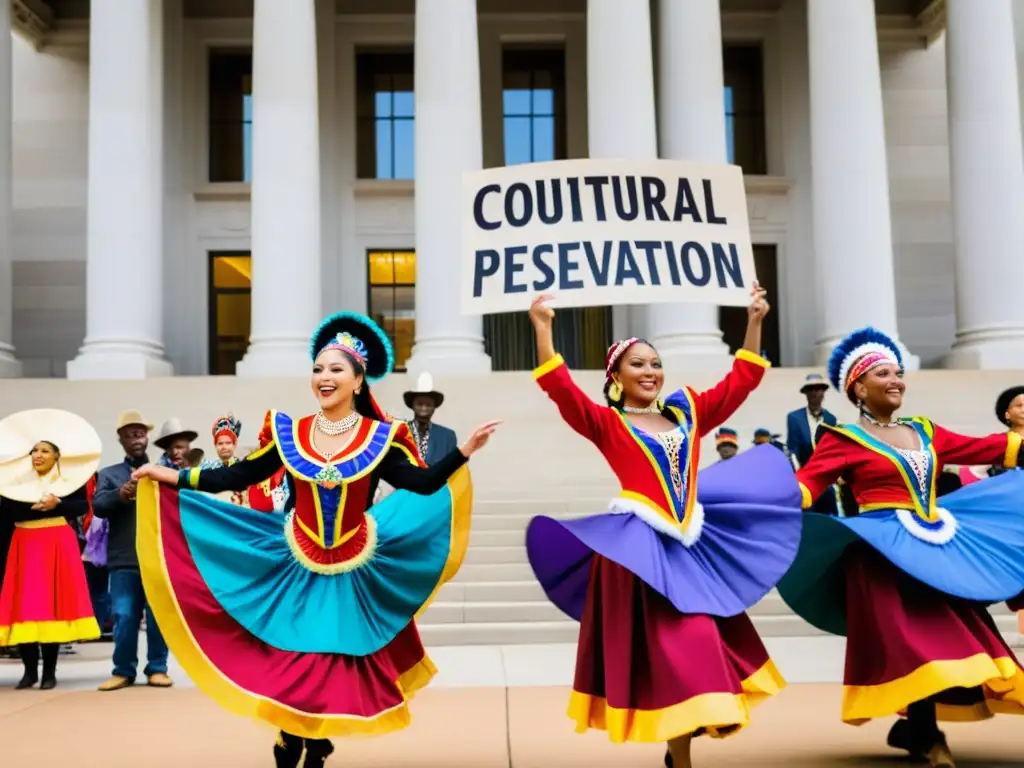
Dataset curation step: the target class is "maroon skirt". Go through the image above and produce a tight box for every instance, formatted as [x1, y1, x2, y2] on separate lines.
[569, 555, 784, 743]
[842, 545, 1024, 724]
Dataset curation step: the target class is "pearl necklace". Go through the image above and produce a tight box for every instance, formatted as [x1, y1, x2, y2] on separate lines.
[623, 404, 661, 415]
[861, 410, 900, 428]
[315, 411, 360, 436]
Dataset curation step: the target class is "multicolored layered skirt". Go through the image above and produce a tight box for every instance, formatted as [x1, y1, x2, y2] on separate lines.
[779, 471, 1024, 723]
[526, 446, 803, 742]
[135, 469, 471, 739]
[0, 518, 100, 646]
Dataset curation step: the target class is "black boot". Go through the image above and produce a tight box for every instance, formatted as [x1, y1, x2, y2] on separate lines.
[16, 644, 39, 689]
[303, 739, 334, 768]
[273, 731, 304, 768]
[40, 643, 59, 690]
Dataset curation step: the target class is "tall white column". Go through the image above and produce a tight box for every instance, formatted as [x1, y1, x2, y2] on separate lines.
[67, 0, 172, 379]
[649, 0, 731, 372]
[404, 0, 491, 376]
[236, 0, 321, 377]
[0, 0, 19, 378]
[944, 0, 1024, 369]
[806, 0, 917, 368]
[587, 0, 657, 340]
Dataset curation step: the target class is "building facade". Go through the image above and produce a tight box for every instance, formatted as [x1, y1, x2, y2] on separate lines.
[2, 0, 1024, 379]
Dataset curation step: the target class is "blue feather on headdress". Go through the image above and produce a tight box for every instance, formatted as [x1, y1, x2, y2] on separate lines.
[309, 311, 395, 384]
[827, 327, 902, 392]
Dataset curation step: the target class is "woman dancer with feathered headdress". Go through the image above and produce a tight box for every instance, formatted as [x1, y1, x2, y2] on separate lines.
[778, 327, 1024, 767]
[131, 312, 501, 767]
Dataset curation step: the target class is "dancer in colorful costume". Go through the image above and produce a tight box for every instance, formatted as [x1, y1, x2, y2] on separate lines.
[246, 411, 291, 513]
[202, 414, 245, 504]
[131, 312, 500, 768]
[0, 409, 102, 688]
[524, 287, 803, 768]
[777, 328, 1024, 767]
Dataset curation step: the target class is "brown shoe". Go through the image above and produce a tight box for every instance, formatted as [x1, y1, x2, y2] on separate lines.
[98, 676, 135, 692]
[147, 672, 174, 688]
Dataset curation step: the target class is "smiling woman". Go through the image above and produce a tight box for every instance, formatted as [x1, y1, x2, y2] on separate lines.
[130, 311, 501, 768]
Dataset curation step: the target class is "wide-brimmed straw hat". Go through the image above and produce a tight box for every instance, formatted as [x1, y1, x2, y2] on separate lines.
[403, 372, 445, 410]
[154, 417, 199, 451]
[0, 408, 102, 502]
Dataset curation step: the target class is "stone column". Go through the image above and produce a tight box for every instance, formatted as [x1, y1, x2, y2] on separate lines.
[236, 0, 322, 376]
[0, 0, 19, 377]
[404, 0, 491, 376]
[587, 0, 658, 340]
[67, 0, 172, 379]
[806, 0, 917, 368]
[944, 0, 1024, 368]
[649, 0, 731, 371]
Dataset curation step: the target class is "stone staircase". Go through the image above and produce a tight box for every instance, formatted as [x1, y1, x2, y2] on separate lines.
[3, 366, 1023, 647]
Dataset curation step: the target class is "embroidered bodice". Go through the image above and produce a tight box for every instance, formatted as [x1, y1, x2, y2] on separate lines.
[895, 447, 931, 497]
[652, 427, 686, 501]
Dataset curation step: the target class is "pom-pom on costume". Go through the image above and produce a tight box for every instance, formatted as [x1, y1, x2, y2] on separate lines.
[777, 327, 1024, 739]
[526, 346, 802, 743]
[134, 312, 473, 765]
[0, 409, 102, 686]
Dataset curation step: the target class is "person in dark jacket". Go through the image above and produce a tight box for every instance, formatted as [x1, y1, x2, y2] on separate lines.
[91, 410, 172, 691]
[403, 372, 457, 465]
[786, 373, 840, 515]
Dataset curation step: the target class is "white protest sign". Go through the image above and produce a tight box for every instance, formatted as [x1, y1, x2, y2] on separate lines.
[461, 158, 755, 315]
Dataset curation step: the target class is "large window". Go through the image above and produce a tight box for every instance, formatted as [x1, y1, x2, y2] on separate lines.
[723, 44, 767, 174]
[208, 253, 252, 375]
[208, 50, 253, 183]
[367, 250, 416, 370]
[720, 245, 780, 364]
[502, 48, 566, 165]
[356, 52, 415, 180]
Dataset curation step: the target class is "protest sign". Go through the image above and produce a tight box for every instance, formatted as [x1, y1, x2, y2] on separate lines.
[461, 158, 755, 315]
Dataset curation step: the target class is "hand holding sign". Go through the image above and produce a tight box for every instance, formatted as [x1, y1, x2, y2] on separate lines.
[528, 294, 555, 330]
[748, 280, 770, 322]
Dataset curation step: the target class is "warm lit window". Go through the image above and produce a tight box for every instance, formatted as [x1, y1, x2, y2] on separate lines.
[356, 52, 415, 180]
[208, 253, 252, 374]
[367, 250, 415, 370]
[502, 48, 566, 165]
[723, 44, 766, 174]
[208, 50, 253, 183]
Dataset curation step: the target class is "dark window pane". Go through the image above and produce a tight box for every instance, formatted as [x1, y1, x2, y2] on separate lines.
[209, 50, 253, 183]
[501, 47, 567, 167]
[723, 45, 766, 174]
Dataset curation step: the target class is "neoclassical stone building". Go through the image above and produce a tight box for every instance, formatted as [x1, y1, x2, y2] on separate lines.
[1, 0, 1023, 379]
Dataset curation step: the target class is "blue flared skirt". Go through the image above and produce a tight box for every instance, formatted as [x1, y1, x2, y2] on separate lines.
[778, 470, 1024, 636]
[526, 445, 805, 619]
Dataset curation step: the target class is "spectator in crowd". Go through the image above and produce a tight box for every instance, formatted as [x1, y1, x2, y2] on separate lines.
[92, 411, 172, 691]
[153, 418, 198, 470]
[403, 372, 457, 465]
[786, 373, 840, 515]
[714, 427, 739, 461]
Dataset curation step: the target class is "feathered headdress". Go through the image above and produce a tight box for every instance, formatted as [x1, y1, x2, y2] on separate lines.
[309, 312, 394, 384]
[827, 327, 902, 402]
[212, 413, 241, 443]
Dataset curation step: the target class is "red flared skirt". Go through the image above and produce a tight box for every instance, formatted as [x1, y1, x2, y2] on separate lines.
[569, 555, 785, 743]
[842, 545, 1024, 723]
[0, 520, 100, 646]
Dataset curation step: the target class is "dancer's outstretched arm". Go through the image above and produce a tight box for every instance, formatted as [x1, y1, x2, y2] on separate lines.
[377, 420, 500, 495]
[133, 444, 284, 493]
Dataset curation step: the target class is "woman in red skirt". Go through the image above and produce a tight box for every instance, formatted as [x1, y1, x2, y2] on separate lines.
[0, 409, 102, 688]
[778, 328, 1024, 767]
[524, 289, 804, 768]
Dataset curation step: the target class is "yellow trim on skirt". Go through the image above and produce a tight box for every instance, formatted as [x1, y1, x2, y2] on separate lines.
[843, 653, 1024, 724]
[0, 617, 100, 646]
[567, 659, 786, 743]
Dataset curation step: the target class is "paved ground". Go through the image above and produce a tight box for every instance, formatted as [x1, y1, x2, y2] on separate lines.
[2, 640, 1023, 766]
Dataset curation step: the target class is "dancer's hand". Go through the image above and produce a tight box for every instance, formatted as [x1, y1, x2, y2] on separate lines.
[131, 464, 180, 486]
[748, 280, 770, 322]
[528, 294, 555, 329]
[459, 420, 503, 458]
[31, 493, 60, 512]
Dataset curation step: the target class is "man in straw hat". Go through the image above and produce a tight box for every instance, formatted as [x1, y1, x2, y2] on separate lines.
[92, 410, 173, 691]
[403, 372, 457, 466]
[785, 373, 841, 516]
[153, 417, 199, 470]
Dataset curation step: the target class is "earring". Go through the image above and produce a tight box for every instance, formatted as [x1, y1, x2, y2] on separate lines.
[608, 381, 623, 402]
